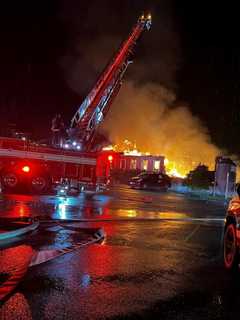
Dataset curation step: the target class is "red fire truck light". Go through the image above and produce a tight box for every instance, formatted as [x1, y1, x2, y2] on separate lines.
[108, 155, 113, 162]
[22, 165, 30, 173]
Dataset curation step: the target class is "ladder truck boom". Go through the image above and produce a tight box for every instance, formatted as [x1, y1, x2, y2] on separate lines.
[0, 14, 151, 195]
[69, 14, 152, 150]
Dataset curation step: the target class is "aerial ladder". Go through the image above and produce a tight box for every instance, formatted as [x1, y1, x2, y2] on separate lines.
[0, 14, 151, 194]
[69, 14, 152, 151]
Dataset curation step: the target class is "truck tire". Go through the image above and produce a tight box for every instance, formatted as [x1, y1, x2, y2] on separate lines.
[224, 223, 239, 271]
[30, 175, 51, 194]
[1, 172, 19, 193]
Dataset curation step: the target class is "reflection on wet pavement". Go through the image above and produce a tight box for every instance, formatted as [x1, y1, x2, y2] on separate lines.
[0, 293, 33, 320]
[0, 186, 226, 222]
[0, 185, 231, 319]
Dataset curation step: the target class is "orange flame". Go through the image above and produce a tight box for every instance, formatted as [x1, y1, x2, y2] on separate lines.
[108, 140, 192, 178]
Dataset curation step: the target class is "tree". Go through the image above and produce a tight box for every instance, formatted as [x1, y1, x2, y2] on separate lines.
[185, 164, 214, 189]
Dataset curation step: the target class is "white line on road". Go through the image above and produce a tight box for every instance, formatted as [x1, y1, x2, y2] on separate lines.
[40, 217, 225, 223]
[184, 225, 201, 242]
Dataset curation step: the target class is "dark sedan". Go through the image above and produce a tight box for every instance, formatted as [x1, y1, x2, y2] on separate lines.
[129, 172, 171, 191]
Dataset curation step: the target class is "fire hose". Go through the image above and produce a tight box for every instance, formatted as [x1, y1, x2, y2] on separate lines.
[0, 225, 105, 303]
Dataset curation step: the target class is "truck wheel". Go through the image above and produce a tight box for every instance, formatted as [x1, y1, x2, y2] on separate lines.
[224, 223, 239, 271]
[30, 175, 51, 194]
[1, 172, 19, 192]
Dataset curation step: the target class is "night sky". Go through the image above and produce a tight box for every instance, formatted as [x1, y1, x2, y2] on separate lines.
[176, 2, 240, 154]
[1, 1, 240, 154]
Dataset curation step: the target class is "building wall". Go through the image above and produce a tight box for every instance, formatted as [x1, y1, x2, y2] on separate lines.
[115, 154, 165, 173]
[215, 157, 236, 195]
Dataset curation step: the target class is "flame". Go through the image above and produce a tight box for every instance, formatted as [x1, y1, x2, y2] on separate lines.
[124, 149, 142, 156]
[108, 140, 192, 178]
[164, 159, 186, 178]
[103, 141, 149, 157]
[102, 145, 114, 151]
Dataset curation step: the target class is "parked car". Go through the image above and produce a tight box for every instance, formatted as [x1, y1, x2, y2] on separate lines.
[223, 184, 240, 271]
[129, 172, 171, 191]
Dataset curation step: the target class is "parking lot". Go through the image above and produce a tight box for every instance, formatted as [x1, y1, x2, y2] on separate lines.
[1, 185, 239, 319]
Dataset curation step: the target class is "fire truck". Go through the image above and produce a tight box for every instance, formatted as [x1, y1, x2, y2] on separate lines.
[0, 14, 151, 194]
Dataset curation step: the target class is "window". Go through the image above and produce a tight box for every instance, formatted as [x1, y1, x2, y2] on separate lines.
[142, 160, 148, 171]
[130, 159, 137, 170]
[82, 165, 93, 180]
[154, 160, 160, 171]
[120, 159, 126, 170]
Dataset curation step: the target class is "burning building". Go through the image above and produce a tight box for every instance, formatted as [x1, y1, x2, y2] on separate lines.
[116, 153, 165, 173]
[103, 142, 165, 174]
[103, 140, 187, 179]
[108, 151, 165, 184]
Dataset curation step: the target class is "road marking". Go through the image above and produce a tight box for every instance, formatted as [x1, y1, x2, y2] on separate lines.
[40, 217, 225, 223]
[184, 225, 201, 242]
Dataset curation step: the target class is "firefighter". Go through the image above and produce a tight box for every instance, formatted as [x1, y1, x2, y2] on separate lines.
[51, 114, 65, 147]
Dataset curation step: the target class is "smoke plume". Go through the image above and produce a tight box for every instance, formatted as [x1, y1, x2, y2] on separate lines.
[102, 81, 221, 175]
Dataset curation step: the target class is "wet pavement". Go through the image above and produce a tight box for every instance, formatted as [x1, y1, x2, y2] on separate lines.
[0, 185, 239, 319]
